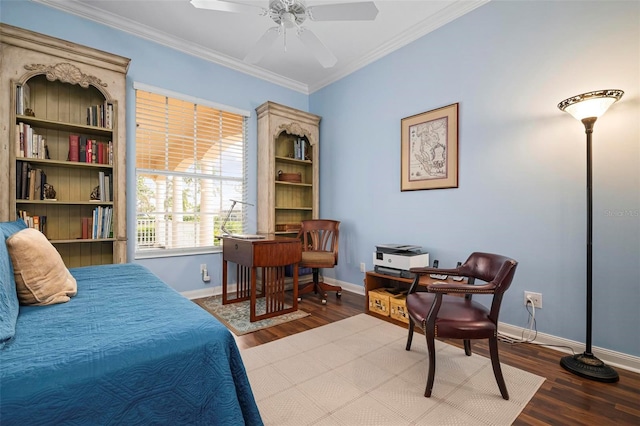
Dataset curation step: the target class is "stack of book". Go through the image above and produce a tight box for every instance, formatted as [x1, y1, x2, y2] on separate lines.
[17, 211, 47, 236]
[16, 161, 49, 201]
[16, 122, 47, 159]
[86, 206, 113, 239]
[86, 101, 114, 129]
[68, 135, 113, 165]
[293, 137, 308, 160]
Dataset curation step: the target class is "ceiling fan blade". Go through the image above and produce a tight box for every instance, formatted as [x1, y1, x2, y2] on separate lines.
[307, 2, 379, 21]
[297, 28, 337, 68]
[190, 0, 265, 15]
[244, 27, 281, 64]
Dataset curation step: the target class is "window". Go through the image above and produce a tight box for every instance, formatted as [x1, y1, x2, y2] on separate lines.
[134, 83, 249, 257]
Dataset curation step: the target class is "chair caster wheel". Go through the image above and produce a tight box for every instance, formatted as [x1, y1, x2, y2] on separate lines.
[336, 292, 342, 299]
[321, 299, 327, 305]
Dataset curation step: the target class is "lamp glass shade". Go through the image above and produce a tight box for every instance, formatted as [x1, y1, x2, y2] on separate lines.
[558, 89, 624, 121]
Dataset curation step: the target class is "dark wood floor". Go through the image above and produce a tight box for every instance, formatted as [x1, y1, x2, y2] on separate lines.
[231, 291, 640, 426]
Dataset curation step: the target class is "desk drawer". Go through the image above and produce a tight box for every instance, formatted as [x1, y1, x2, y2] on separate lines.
[253, 240, 301, 266]
[223, 240, 254, 265]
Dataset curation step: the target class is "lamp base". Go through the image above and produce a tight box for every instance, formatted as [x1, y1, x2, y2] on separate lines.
[560, 352, 619, 383]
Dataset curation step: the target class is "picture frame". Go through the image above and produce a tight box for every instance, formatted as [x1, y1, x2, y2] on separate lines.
[401, 103, 459, 191]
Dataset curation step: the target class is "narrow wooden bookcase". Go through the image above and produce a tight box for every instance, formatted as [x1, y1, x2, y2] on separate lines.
[0, 24, 130, 267]
[256, 101, 320, 236]
[256, 101, 321, 285]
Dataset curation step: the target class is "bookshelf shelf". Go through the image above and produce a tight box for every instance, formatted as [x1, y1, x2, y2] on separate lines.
[52, 238, 116, 244]
[275, 206, 313, 211]
[1, 23, 129, 267]
[16, 200, 114, 206]
[274, 155, 312, 165]
[15, 114, 113, 136]
[275, 181, 313, 187]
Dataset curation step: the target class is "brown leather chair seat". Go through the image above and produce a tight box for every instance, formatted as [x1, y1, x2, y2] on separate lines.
[406, 292, 496, 339]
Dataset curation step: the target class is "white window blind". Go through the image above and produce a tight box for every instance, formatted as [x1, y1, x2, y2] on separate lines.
[134, 86, 248, 257]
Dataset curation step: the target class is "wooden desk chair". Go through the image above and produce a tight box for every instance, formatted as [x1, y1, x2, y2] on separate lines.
[405, 252, 518, 400]
[297, 219, 341, 305]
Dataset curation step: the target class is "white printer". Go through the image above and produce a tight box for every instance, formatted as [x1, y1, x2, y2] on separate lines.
[373, 244, 429, 277]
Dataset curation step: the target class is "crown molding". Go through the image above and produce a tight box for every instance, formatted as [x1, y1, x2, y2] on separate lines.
[34, 0, 489, 95]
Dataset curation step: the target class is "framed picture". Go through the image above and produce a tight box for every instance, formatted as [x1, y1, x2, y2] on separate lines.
[401, 103, 459, 191]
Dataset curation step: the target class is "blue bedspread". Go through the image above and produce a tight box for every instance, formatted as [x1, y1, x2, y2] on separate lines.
[0, 263, 263, 425]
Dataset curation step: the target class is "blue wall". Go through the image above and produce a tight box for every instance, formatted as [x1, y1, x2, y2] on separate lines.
[2, 0, 639, 357]
[310, 0, 640, 357]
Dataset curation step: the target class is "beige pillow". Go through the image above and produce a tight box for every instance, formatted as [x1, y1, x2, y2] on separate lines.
[6, 228, 77, 305]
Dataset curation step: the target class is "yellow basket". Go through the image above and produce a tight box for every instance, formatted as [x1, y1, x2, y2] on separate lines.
[368, 288, 390, 316]
[390, 295, 409, 324]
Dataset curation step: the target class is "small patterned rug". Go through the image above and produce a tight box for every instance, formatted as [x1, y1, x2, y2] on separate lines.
[194, 295, 310, 336]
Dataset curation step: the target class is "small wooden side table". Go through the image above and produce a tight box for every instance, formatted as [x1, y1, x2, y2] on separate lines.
[222, 235, 301, 322]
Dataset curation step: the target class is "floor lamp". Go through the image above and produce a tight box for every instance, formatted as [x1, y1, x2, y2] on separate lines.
[557, 89, 623, 383]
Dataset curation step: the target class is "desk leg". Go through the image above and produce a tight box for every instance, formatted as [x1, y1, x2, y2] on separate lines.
[222, 259, 228, 304]
[250, 267, 257, 323]
[293, 263, 299, 311]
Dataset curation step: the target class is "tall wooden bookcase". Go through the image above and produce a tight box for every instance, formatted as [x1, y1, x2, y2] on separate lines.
[256, 101, 320, 235]
[0, 24, 130, 267]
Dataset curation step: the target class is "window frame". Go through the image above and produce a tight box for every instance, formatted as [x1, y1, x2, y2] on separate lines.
[133, 82, 250, 259]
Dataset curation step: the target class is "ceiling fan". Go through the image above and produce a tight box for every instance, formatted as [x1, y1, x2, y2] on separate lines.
[190, 0, 379, 68]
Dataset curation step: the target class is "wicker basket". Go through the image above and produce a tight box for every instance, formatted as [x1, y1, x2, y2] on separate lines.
[277, 170, 302, 183]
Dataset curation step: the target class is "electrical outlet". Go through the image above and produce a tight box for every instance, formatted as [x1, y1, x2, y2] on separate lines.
[360, 262, 366, 273]
[524, 291, 542, 309]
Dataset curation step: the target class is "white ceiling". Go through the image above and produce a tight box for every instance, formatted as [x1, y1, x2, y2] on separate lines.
[35, 0, 489, 94]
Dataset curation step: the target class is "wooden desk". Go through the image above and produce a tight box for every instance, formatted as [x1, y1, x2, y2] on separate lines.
[222, 236, 301, 322]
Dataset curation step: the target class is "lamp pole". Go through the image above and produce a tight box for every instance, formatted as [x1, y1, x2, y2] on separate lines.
[583, 116, 595, 358]
[557, 90, 623, 383]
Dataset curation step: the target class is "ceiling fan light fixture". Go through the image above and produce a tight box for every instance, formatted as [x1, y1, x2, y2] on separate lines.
[196, 0, 378, 68]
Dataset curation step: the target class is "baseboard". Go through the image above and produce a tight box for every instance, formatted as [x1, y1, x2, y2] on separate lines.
[182, 285, 228, 300]
[497, 323, 640, 374]
[184, 277, 640, 374]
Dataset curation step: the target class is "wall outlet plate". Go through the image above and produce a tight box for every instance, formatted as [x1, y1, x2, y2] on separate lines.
[524, 291, 542, 309]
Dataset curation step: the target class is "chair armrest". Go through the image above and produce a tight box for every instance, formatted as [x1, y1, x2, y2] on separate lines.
[427, 282, 495, 295]
[410, 266, 460, 275]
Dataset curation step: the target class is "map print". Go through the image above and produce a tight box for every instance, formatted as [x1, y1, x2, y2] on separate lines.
[409, 117, 448, 181]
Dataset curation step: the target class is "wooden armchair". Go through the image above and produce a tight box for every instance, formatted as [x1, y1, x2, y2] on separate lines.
[297, 219, 341, 305]
[405, 252, 518, 400]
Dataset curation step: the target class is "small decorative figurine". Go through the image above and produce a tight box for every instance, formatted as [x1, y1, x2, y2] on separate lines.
[90, 186, 100, 200]
[43, 183, 56, 200]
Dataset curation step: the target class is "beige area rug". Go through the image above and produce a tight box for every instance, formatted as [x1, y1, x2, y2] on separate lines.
[194, 295, 309, 336]
[241, 314, 545, 425]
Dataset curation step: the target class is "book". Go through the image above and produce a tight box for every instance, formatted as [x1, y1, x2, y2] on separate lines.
[22, 82, 30, 114]
[16, 161, 23, 200]
[81, 217, 90, 240]
[28, 168, 36, 200]
[69, 134, 80, 162]
[104, 175, 111, 202]
[98, 171, 105, 202]
[97, 142, 104, 164]
[85, 138, 91, 163]
[34, 169, 42, 200]
[21, 162, 29, 200]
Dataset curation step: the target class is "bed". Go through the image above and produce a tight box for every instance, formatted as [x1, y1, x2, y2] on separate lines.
[0, 220, 263, 425]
